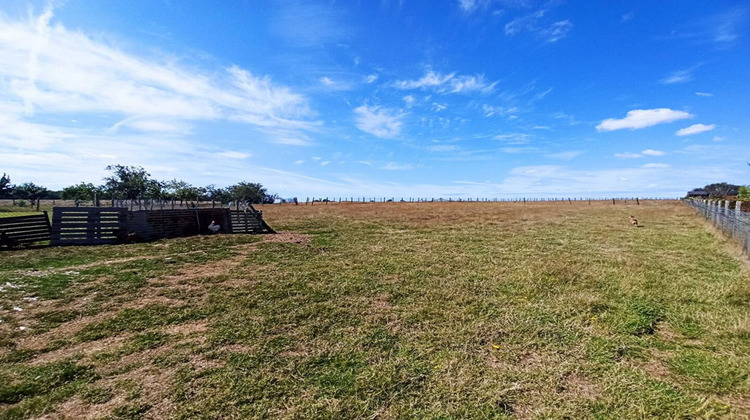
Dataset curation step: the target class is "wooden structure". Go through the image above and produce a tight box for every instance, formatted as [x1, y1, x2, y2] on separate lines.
[45, 206, 273, 246]
[0, 212, 52, 248]
[51, 208, 127, 246]
[229, 207, 275, 234]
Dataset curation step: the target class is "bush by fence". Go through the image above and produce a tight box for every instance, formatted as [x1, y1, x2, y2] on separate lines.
[685, 199, 750, 254]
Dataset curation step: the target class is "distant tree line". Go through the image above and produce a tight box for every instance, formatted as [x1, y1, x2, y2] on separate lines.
[0, 165, 277, 206]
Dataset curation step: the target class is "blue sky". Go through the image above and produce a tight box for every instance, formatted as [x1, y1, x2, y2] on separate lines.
[0, 1, 748, 198]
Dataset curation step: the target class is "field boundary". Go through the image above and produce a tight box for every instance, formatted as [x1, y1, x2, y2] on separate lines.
[685, 199, 750, 254]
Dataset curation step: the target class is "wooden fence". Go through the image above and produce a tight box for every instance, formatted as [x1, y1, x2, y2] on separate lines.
[51, 208, 127, 246]
[0, 212, 51, 247]
[46, 206, 273, 246]
[230, 208, 276, 234]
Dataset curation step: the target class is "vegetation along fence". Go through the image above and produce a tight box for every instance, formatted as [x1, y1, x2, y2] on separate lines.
[685, 199, 750, 254]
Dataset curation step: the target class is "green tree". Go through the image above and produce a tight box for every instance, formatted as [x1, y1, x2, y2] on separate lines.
[739, 186, 750, 200]
[102, 165, 161, 199]
[163, 179, 205, 203]
[228, 182, 267, 204]
[205, 185, 232, 204]
[703, 182, 740, 199]
[13, 182, 51, 204]
[0, 173, 12, 199]
[61, 182, 101, 204]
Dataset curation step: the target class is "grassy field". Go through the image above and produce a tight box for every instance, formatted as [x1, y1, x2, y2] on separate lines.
[1, 200, 749, 419]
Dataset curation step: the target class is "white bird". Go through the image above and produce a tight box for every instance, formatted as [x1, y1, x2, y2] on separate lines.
[208, 220, 221, 234]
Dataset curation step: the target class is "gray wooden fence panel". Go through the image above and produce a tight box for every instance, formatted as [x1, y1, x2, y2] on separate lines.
[51, 207, 127, 246]
[0, 212, 51, 246]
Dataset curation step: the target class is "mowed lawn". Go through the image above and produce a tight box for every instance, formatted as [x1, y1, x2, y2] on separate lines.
[1, 201, 749, 419]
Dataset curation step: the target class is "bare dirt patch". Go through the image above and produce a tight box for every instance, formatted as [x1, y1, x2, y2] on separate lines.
[261, 232, 310, 244]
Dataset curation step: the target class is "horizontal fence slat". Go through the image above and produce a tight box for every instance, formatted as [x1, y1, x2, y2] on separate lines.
[0, 212, 52, 245]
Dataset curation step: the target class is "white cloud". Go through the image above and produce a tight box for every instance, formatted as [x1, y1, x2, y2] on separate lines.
[320, 77, 334, 86]
[695, 92, 713, 97]
[494, 133, 530, 144]
[458, 0, 493, 13]
[676, 123, 715, 136]
[354, 105, 404, 138]
[432, 103, 447, 112]
[642, 163, 670, 168]
[383, 162, 414, 171]
[615, 149, 665, 159]
[641, 149, 665, 156]
[402, 95, 416, 107]
[0, 10, 318, 146]
[546, 151, 582, 160]
[395, 70, 496, 94]
[294, 160, 304, 165]
[661, 68, 696, 84]
[501, 147, 536, 154]
[365, 74, 378, 84]
[320, 161, 331, 166]
[504, 10, 573, 43]
[614, 152, 642, 159]
[596, 108, 693, 132]
[427, 145, 460, 152]
[217, 151, 252, 159]
[483, 104, 518, 117]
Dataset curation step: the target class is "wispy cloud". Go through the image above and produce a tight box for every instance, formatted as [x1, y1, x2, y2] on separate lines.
[676, 123, 715, 136]
[621, 12, 635, 23]
[695, 92, 713, 97]
[364, 74, 378, 84]
[0, 10, 319, 142]
[711, 7, 746, 44]
[504, 9, 573, 43]
[642, 163, 670, 168]
[596, 108, 693, 132]
[270, 1, 349, 47]
[614, 152, 643, 159]
[395, 70, 497, 94]
[665, 6, 747, 47]
[354, 105, 404, 138]
[483, 104, 518, 117]
[614, 149, 665, 159]
[661, 67, 698, 84]
[494, 133, 531, 144]
[642, 149, 665, 156]
[383, 162, 414, 171]
[427, 145, 460, 152]
[546, 151, 582, 160]
[217, 151, 252, 159]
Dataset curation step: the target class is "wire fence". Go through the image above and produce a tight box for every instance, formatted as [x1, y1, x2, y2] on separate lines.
[685, 199, 750, 254]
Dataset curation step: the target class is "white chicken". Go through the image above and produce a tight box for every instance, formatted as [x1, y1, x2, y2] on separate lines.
[207, 220, 221, 234]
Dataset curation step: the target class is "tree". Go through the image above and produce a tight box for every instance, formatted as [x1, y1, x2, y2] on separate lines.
[163, 179, 205, 203]
[205, 185, 232, 204]
[228, 182, 267, 204]
[0, 173, 12, 199]
[739, 186, 750, 200]
[61, 183, 101, 204]
[703, 182, 741, 199]
[13, 182, 51, 204]
[102, 165, 161, 199]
